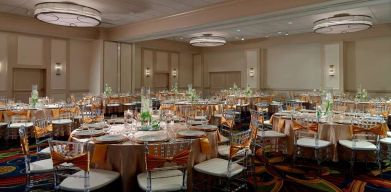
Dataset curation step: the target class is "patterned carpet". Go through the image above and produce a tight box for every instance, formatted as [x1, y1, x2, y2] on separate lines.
[1, 145, 391, 192]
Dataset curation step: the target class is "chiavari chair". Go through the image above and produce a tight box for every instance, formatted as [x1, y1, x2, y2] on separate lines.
[49, 140, 120, 192]
[19, 126, 54, 191]
[137, 140, 192, 192]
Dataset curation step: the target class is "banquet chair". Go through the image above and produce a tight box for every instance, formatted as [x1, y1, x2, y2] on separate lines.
[292, 116, 331, 173]
[217, 112, 236, 155]
[52, 105, 75, 137]
[250, 109, 286, 154]
[5, 105, 33, 141]
[33, 118, 53, 156]
[338, 119, 382, 175]
[49, 140, 120, 192]
[137, 140, 192, 192]
[194, 128, 252, 191]
[19, 126, 54, 191]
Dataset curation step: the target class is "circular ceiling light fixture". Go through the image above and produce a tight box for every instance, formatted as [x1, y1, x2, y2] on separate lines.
[313, 13, 372, 34]
[190, 34, 226, 47]
[34, 2, 101, 27]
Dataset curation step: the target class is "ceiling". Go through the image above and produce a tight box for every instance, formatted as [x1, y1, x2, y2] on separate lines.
[167, 0, 391, 42]
[0, 0, 229, 27]
[0, 0, 389, 43]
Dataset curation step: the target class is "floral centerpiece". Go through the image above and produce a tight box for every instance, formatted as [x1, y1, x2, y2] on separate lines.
[229, 83, 241, 95]
[320, 89, 333, 121]
[355, 85, 368, 102]
[187, 88, 199, 103]
[140, 87, 153, 127]
[30, 85, 39, 108]
[103, 83, 112, 97]
[171, 82, 178, 94]
[244, 84, 253, 96]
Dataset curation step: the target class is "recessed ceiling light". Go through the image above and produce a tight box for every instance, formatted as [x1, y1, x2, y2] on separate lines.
[288, 21, 293, 25]
[285, 33, 289, 36]
[241, 37, 245, 41]
[278, 31, 282, 34]
[236, 29, 241, 32]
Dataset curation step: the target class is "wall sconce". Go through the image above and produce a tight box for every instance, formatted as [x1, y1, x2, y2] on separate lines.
[249, 67, 255, 77]
[145, 67, 150, 77]
[172, 68, 177, 77]
[55, 62, 62, 76]
[328, 65, 335, 76]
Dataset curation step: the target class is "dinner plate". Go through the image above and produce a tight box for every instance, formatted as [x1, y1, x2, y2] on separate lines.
[94, 134, 127, 144]
[191, 124, 218, 132]
[107, 118, 124, 124]
[187, 120, 207, 125]
[73, 130, 105, 138]
[88, 122, 108, 129]
[135, 135, 168, 143]
[177, 130, 206, 138]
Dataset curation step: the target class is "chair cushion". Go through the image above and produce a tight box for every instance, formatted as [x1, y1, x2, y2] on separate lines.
[137, 170, 186, 192]
[218, 145, 250, 157]
[60, 169, 120, 192]
[296, 138, 331, 148]
[380, 137, 391, 144]
[263, 120, 272, 125]
[387, 131, 391, 137]
[194, 158, 244, 178]
[38, 146, 51, 155]
[258, 130, 286, 138]
[30, 158, 53, 173]
[9, 122, 33, 128]
[339, 139, 377, 150]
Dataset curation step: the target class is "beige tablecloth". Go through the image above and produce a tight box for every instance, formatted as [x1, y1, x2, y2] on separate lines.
[71, 123, 218, 192]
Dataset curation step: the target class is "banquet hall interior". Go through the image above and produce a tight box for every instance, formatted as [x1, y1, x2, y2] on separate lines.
[0, 0, 390, 191]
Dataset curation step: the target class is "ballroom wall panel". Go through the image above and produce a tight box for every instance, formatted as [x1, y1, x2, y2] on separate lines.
[120, 43, 132, 93]
[0, 32, 7, 92]
[50, 39, 67, 90]
[103, 41, 119, 92]
[17, 36, 44, 66]
[69, 39, 92, 91]
[266, 43, 322, 90]
[345, 36, 391, 92]
[203, 50, 246, 88]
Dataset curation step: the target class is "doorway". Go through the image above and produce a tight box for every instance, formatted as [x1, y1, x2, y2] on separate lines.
[13, 68, 46, 103]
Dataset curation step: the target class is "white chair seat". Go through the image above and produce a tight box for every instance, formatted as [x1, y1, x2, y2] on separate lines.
[194, 158, 244, 178]
[296, 138, 331, 148]
[60, 169, 120, 191]
[137, 170, 186, 192]
[30, 158, 53, 173]
[218, 145, 250, 157]
[263, 120, 272, 126]
[380, 137, 391, 144]
[107, 103, 120, 107]
[258, 130, 286, 138]
[214, 114, 223, 118]
[52, 119, 73, 125]
[123, 103, 136, 106]
[9, 122, 33, 128]
[387, 131, 391, 137]
[38, 146, 51, 155]
[339, 139, 377, 150]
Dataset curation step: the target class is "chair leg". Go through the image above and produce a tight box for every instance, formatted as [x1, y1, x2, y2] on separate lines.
[350, 150, 356, 176]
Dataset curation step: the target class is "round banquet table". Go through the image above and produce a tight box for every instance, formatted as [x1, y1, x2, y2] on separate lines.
[271, 115, 389, 162]
[70, 123, 218, 192]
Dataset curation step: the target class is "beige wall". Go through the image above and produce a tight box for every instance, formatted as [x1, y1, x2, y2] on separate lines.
[0, 30, 95, 100]
[134, 39, 200, 90]
[345, 36, 391, 93]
